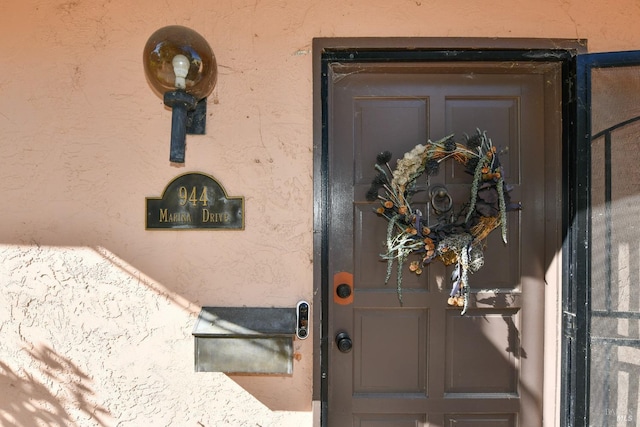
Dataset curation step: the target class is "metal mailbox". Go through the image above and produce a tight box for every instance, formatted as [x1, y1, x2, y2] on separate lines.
[192, 306, 296, 374]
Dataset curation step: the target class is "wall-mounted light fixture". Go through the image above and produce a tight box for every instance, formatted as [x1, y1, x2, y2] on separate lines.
[143, 26, 217, 163]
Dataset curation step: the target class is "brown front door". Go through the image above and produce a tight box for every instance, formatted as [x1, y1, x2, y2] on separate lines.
[325, 61, 562, 426]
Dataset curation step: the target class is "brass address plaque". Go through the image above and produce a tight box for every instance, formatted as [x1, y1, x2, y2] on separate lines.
[146, 172, 244, 230]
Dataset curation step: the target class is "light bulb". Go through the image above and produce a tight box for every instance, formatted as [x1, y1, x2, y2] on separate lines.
[172, 54, 190, 89]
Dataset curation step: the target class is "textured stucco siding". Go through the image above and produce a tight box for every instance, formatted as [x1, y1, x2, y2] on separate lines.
[0, 245, 310, 426]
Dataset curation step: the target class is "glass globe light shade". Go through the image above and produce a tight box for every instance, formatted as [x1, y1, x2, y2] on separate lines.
[143, 26, 217, 100]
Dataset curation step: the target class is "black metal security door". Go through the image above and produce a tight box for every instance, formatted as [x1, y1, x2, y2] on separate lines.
[573, 50, 640, 427]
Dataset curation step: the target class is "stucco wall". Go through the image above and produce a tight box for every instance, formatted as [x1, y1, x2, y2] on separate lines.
[1, 0, 640, 426]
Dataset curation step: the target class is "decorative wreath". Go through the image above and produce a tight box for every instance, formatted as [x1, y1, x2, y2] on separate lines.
[366, 130, 519, 315]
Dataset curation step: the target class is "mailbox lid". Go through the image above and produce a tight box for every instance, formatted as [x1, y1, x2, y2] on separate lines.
[192, 306, 296, 337]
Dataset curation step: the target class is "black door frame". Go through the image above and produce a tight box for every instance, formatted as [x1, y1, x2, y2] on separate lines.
[312, 38, 587, 426]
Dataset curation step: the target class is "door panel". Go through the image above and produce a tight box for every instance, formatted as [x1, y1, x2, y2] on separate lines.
[445, 309, 519, 394]
[444, 97, 520, 184]
[354, 414, 426, 427]
[354, 98, 430, 186]
[327, 62, 559, 426]
[354, 308, 428, 393]
[443, 414, 516, 427]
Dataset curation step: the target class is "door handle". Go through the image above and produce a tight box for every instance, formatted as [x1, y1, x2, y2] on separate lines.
[335, 332, 353, 353]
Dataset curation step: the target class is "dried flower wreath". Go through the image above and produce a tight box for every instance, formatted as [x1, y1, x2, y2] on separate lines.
[366, 130, 519, 315]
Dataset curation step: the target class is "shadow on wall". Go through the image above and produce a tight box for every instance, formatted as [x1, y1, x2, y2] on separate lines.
[0, 344, 111, 426]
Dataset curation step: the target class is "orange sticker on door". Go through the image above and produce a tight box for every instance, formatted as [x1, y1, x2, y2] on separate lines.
[333, 271, 354, 305]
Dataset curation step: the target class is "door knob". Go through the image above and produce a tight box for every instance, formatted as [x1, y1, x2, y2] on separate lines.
[335, 332, 353, 353]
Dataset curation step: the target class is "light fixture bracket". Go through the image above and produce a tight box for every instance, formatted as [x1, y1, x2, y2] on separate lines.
[163, 90, 198, 163]
[186, 98, 207, 135]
